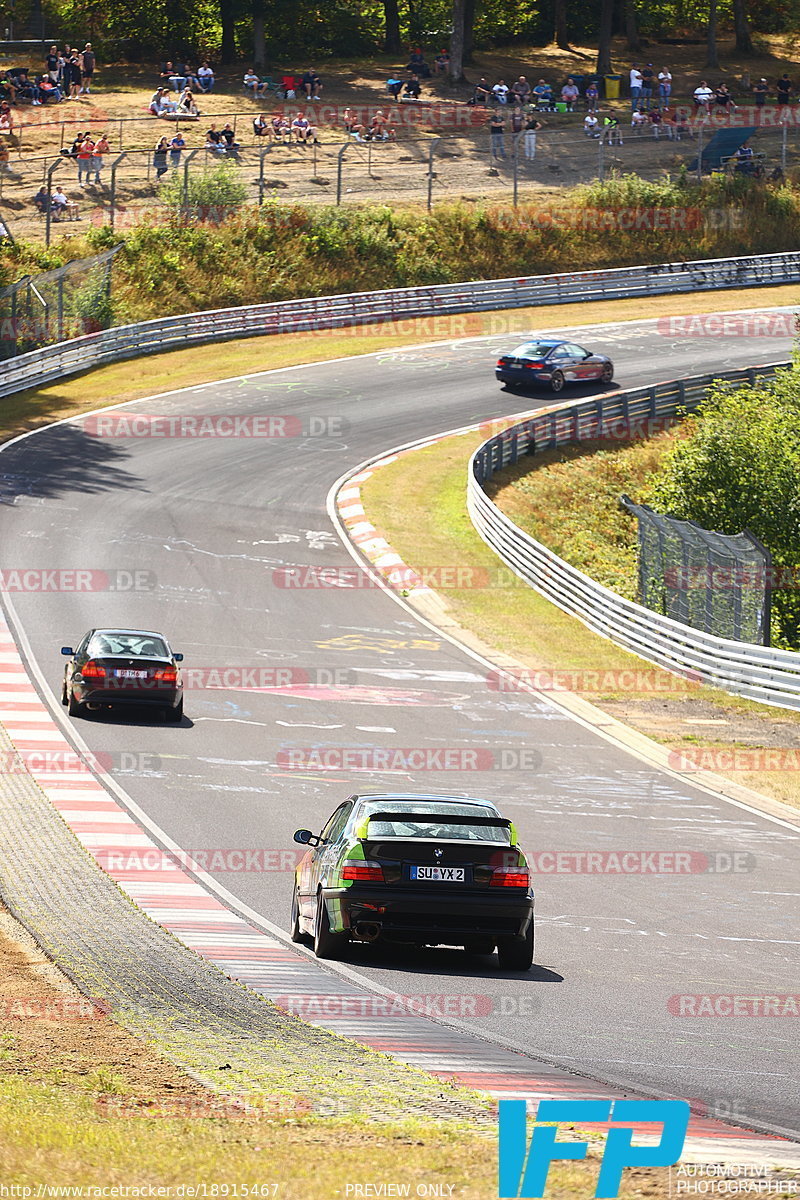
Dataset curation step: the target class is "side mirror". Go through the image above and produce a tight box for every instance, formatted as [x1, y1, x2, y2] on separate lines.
[174, 653, 184, 662]
[294, 829, 320, 847]
[61, 646, 74, 656]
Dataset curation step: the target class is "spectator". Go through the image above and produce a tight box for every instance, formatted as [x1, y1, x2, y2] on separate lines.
[0, 73, 18, 104]
[753, 78, 768, 107]
[33, 185, 49, 212]
[371, 109, 396, 141]
[404, 74, 421, 100]
[640, 64, 654, 107]
[80, 43, 95, 94]
[197, 62, 215, 92]
[205, 124, 226, 153]
[150, 87, 177, 115]
[11, 69, 37, 103]
[523, 112, 541, 158]
[270, 114, 291, 143]
[169, 131, 185, 168]
[406, 49, 430, 78]
[602, 111, 623, 144]
[561, 78, 579, 111]
[649, 107, 663, 138]
[470, 77, 491, 106]
[300, 69, 322, 99]
[492, 78, 509, 104]
[243, 68, 262, 95]
[629, 64, 643, 109]
[533, 79, 554, 110]
[76, 133, 94, 184]
[161, 61, 186, 91]
[0, 102, 13, 135]
[291, 113, 313, 144]
[512, 76, 531, 104]
[734, 142, 755, 171]
[777, 74, 792, 105]
[221, 122, 241, 156]
[51, 186, 69, 219]
[178, 87, 198, 115]
[585, 80, 599, 111]
[178, 62, 200, 90]
[0, 142, 19, 178]
[714, 83, 735, 112]
[488, 109, 505, 159]
[584, 111, 599, 136]
[64, 52, 81, 100]
[631, 107, 648, 133]
[693, 80, 714, 112]
[387, 77, 404, 99]
[658, 67, 672, 105]
[37, 74, 61, 103]
[45, 44, 60, 83]
[154, 136, 169, 179]
[253, 112, 269, 137]
[434, 49, 450, 75]
[91, 132, 109, 182]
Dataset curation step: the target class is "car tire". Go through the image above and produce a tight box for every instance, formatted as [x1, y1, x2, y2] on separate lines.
[290, 886, 306, 944]
[165, 698, 183, 723]
[61, 675, 68, 706]
[550, 371, 565, 393]
[464, 937, 495, 956]
[601, 362, 614, 383]
[313, 893, 347, 960]
[497, 922, 534, 971]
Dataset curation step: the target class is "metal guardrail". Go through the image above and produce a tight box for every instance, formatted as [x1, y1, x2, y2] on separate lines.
[467, 363, 800, 711]
[1, 249, 800, 400]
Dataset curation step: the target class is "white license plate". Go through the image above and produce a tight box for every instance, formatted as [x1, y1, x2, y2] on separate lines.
[410, 865, 465, 882]
[115, 669, 148, 679]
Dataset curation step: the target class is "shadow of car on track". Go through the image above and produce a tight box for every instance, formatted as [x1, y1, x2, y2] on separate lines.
[338, 940, 563, 981]
[71, 704, 192, 728]
[499, 380, 621, 401]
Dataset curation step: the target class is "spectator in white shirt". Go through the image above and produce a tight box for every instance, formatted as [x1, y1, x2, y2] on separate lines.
[584, 112, 599, 137]
[693, 80, 714, 112]
[492, 79, 509, 104]
[629, 65, 643, 109]
[631, 107, 648, 132]
[658, 67, 672, 104]
[197, 62, 215, 92]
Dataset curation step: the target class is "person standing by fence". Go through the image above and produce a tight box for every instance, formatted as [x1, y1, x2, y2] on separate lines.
[80, 44, 95, 95]
[488, 109, 506, 159]
[76, 134, 94, 184]
[91, 133, 109, 183]
[154, 136, 169, 180]
[169, 131, 185, 169]
[523, 113, 542, 159]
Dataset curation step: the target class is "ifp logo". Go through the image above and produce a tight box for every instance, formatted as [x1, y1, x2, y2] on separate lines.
[498, 1099, 690, 1197]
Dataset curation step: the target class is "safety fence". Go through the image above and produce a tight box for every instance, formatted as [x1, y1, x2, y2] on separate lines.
[0, 249, 798, 393]
[467, 363, 800, 710]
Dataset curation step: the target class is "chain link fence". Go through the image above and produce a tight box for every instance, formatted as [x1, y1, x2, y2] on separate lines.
[0, 245, 120, 356]
[620, 495, 772, 645]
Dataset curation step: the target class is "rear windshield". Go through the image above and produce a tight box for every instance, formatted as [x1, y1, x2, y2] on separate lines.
[510, 342, 557, 358]
[88, 633, 169, 658]
[359, 800, 510, 843]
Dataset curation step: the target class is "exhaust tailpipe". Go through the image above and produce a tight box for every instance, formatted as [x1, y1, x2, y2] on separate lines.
[353, 921, 381, 943]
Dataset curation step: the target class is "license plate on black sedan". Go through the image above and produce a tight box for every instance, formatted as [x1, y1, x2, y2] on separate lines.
[115, 669, 148, 679]
[410, 865, 465, 882]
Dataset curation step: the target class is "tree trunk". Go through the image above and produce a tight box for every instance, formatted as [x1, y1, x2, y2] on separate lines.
[219, 0, 236, 63]
[596, 0, 614, 76]
[554, 0, 570, 49]
[252, 0, 265, 68]
[625, 0, 641, 51]
[706, 0, 719, 69]
[733, 0, 753, 54]
[449, 0, 466, 84]
[383, 0, 401, 54]
[463, 0, 475, 63]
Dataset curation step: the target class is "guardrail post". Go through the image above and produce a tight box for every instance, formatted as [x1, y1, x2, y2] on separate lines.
[512, 132, 520, 206]
[182, 147, 204, 208]
[781, 119, 788, 173]
[258, 144, 271, 205]
[44, 158, 64, 248]
[336, 142, 348, 205]
[598, 135, 604, 181]
[696, 119, 705, 183]
[426, 137, 441, 212]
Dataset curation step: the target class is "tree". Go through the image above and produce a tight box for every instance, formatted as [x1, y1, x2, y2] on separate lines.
[463, 0, 476, 63]
[383, 0, 401, 54]
[449, 0, 467, 83]
[555, 0, 570, 50]
[253, 0, 266, 68]
[219, 0, 236, 62]
[596, 0, 614, 76]
[733, 0, 754, 53]
[625, 0, 641, 51]
[706, 0, 720, 68]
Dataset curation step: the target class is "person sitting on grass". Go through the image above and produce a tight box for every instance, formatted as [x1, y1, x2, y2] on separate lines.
[300, 69, 322, 98]
[243, 68, 263, 94]
[532, 79, 554, 110]
[561, 78, 579, 111]
[253, 111, 269, 136]
[197, 61, 215, 92]
[36, 74, 61, 103]
[584, 111, 599, 137]
[469, 77, 491, 106]
[269, 114, 291, 143]
[631, 106, 648, 132]
[178, 86, 198, 115]
[406, 48, 430, 78]
[370, 109, 396, 140]
[150, 86, 177, 115]
[403, 73, 421, 100]
[649, 107, 663, 137]
[434, 49, 450, 75]
[291, 113, 313, 144]
[204, 124, 226, 153]
[50, 185, 68, 219]
[221, 122, 241, 157]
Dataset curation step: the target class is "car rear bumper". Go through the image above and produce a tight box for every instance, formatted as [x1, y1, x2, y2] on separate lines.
[76, 685, 181, 708]
[496, 368, 551, 385]
[324, 884, 534, 942]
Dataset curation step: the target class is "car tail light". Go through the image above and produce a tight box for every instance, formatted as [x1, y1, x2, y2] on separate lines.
[81, 660, 106, 679]
[343, 860, 385, 882]
[490, 868, 530, 888]
[496, 358, 509, 367]
[153, 667, 178, 683]
[522, 361, 545, 369]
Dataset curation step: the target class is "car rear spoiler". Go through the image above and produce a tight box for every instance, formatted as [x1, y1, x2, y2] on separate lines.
[355, 812, 517, 844]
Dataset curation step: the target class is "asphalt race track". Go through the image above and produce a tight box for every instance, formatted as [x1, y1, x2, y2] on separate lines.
[1, 313, 799, 1139]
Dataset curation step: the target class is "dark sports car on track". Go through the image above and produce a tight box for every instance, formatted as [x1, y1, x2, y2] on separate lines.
[291, 793, 535, 970]
[496, 339, 614, 393]
[61, 627, 184, 721]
